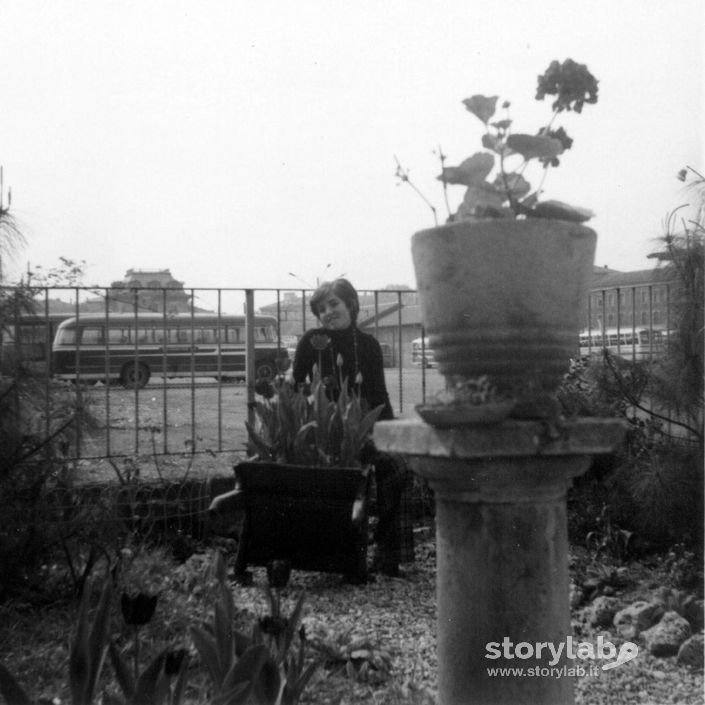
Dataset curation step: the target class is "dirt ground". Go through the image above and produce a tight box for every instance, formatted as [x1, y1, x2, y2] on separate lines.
[72, 368, 446, 483]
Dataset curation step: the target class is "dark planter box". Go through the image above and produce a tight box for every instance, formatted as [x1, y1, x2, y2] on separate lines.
[224, 461, 370, 581]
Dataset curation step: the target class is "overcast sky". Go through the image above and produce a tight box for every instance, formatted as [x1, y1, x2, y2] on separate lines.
[1, 0, 703, 296]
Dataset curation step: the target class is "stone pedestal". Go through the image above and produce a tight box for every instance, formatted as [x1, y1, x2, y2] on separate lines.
[374, 418, 626, 705]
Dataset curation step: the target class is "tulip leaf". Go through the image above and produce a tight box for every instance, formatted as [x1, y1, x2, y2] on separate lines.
[132, 650, 167, 705]
[190, 625, 223, 684]
[213, 549, 228, 586]
[70, 579, 112, 705]
[221, 644, 268, 696]
[108, 641, 135, 701]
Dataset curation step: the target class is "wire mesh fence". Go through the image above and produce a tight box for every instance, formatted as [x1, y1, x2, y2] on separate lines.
[1, 279, 682, 465]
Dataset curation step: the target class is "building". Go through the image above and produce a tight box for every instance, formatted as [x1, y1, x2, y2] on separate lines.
[105, 269, 192, 313]
[356, 266, 676, 366]
[587, 266, 674, 329]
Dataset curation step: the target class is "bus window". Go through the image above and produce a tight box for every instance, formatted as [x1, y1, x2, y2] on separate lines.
[224, 326, 241, 343]
[107, 328, 130, 344]
[197, 328, 217, 344]
[82, 327, 104, 345]
[55, 327, 78, 345]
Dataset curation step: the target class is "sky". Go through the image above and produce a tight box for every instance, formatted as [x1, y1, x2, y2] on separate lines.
[1, 0, 703, 298]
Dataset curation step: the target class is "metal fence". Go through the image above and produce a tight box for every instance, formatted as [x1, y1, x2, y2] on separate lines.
[1, 281, 678, 465]
[2, 476, 238, 547]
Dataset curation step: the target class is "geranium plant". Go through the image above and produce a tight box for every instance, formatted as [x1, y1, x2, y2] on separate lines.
[398, 58, 599, 224]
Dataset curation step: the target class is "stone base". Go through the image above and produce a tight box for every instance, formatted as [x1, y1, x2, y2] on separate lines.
[373, 418, 626, 705]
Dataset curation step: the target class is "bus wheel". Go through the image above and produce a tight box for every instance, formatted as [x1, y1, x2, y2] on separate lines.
[255, 361, 276, 381]
[120, 362, 151, 389]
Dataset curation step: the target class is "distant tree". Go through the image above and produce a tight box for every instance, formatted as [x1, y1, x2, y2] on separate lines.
[560, 167, 704, 548]
[0, 181, 24, 284]
[0, 199, 85, 598]
[647, 166, 704, 441]
[27, 257, 88, 288]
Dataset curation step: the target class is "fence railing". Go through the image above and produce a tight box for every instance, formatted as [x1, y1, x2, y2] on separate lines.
[1, 282, 677, 465]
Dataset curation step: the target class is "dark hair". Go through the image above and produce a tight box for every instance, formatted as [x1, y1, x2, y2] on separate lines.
[310, 278, 360, 323]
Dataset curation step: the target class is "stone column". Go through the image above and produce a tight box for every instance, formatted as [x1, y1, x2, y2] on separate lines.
[374, 418, 625, 705]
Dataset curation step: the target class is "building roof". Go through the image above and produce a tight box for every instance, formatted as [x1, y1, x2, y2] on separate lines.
[359, 303, 424, 329]
[590, 267, 673, 289]
[357, 265, 676, 331]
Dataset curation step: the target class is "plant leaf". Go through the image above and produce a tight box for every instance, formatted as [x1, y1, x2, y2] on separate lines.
[245, 420, 276, 461]
[211, 681, 251, 705]
[491, 172, 531, 200]
[214, 582, 235, 678]
[462, 95, 498, 124]
[108, 641, 135, 701]
[459, 184, 505, 213]
[222, 644, 270, 697]
[189, 625, 223, 684]
[481, 133, 506, 154]
[506, 133, 563, 161]
[531, 199, 594, 222]
[213, 549, 228, 586]
[171, 652, 190, 705]
[70, 579, 112, 705]
[438, 153, 494, 187]
[254, 656, 281, 705]
[132, 649, 167, 705]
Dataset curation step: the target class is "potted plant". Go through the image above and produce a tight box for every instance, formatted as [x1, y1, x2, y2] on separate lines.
[211, 360, 385, 582]
[401, 58, 600, 420]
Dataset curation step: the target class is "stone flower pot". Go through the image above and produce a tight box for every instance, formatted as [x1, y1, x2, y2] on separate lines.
[411, 217, 596, 410]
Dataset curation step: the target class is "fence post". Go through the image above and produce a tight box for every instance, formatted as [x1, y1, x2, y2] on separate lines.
[245, 289, 256, 435]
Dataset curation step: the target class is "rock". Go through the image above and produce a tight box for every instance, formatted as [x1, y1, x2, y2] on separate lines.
[641, 610, 692, 657]
[682, 598, 705, 632]
[613, 600, 665, 639]
[569, 582, 583, 609]
[589, 595, 621, 628]
[676, 633, 704, 670]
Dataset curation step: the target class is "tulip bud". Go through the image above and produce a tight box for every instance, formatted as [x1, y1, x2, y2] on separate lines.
[120, 592, 158, 626]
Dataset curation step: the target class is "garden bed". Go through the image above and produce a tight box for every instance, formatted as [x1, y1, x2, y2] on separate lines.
[0, 535, 702, 704]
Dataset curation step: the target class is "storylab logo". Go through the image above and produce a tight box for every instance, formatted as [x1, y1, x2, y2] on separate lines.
[485, 636, 639, 673]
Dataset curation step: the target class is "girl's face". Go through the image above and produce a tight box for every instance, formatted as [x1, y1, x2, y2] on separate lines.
[317, 293, 353, 330]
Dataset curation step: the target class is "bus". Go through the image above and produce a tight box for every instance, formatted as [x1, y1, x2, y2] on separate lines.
[411, 336, 435, 367]
[51, 312, 288, 388]
[578, 327, 668, 360]
[1, 311, 70, 374]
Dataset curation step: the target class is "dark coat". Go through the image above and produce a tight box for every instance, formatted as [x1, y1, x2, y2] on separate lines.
[292, 325, 394, 420]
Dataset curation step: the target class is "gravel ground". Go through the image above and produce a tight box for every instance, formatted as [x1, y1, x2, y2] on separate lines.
[230, 535, 704, 705]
